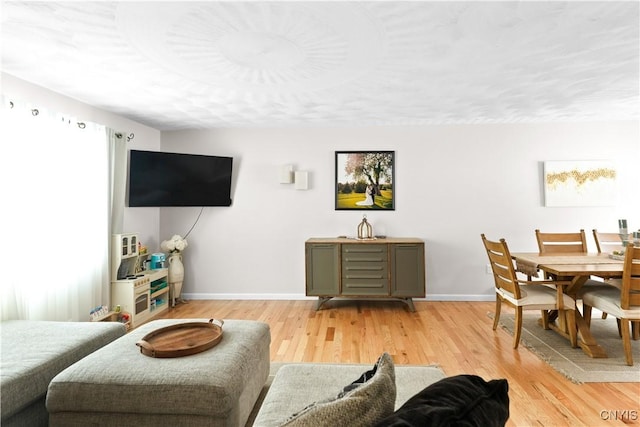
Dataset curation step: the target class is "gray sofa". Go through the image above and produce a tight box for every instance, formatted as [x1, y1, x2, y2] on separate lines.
[0, 320, 126, 427]
[252, 359, 447, 426]
[251, 355, 510, 427]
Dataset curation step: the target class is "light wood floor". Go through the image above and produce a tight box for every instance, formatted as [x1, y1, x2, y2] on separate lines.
[157, 299, 639, 426]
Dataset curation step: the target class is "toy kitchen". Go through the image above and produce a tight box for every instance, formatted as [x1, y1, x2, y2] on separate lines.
[111, 233, 170, 328]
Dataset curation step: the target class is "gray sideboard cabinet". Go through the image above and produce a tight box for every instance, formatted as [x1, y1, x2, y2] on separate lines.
[305, 237, 425, 311]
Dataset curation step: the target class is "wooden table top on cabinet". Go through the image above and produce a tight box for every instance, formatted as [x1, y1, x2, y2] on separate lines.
[306, 237, 423, 244]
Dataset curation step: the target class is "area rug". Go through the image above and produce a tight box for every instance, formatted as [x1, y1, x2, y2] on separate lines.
[490, 312, 640, 383]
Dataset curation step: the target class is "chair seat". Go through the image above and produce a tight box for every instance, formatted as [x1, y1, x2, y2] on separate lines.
[581, 287, 640, 319]
[604, 278, 622, 287]
[576, 279, 618, 298]
[496, 285, 575, 310]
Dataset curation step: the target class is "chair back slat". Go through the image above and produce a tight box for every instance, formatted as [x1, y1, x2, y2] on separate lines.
[593, 229, 627, 254]
[481, 234, 520, 299]
[621, 246, 640, 309]
[535, 229, 588, 254]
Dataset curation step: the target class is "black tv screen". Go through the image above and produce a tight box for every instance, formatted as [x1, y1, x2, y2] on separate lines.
[128, 150, 233, 207]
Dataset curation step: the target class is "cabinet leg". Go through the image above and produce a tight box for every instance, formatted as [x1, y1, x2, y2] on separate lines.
[402, 298, 416, 312]
[316, 297, 332, 310]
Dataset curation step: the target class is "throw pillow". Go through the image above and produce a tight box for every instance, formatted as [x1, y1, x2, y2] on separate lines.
[372, 374, 509, 427]
[278, 352, 397, 427]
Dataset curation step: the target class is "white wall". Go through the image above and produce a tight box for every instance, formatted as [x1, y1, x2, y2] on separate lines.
[160, 124, 640, 301]
[2, 73, 162, 247]
[5, 74, 638, 301]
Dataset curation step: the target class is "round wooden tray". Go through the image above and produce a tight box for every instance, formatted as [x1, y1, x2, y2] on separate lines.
[136, 318, 224, 358]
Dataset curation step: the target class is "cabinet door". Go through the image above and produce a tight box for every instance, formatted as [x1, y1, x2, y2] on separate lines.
[305, 243, 340, 296]
[342, 244, 388, 295]
[390, 243, 425, 297]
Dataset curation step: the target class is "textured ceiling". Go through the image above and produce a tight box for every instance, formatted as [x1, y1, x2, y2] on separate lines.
[1, 1, 638, 130]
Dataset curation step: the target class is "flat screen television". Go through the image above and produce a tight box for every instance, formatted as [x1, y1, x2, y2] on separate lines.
[128, 150, 233, 207]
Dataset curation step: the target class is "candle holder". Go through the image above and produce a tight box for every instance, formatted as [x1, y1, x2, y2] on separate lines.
[357, 215, 373, 240]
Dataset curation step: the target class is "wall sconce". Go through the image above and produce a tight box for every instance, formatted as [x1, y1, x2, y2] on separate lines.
[279, 164, 309, 190]
[294, 171, 309, 190]
[279, 164, 294, 184]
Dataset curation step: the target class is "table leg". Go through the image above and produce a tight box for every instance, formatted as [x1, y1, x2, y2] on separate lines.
[571, 276, 608, 357]
[574, 309, 608, 358]
[540, 309, 608, 358]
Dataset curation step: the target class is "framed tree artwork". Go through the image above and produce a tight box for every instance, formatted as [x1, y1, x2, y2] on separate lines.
[335, 151, 394, 210]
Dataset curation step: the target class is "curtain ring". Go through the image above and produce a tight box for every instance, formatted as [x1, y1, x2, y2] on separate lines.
[31, 109, 39, 116]
[127, 133, 135, 142]
[77, 122, 86, 129]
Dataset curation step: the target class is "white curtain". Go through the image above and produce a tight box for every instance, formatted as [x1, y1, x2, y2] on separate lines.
[107, 129, 128, 299]
[108, 129, 127, 237]
[0, 98, 114, 321]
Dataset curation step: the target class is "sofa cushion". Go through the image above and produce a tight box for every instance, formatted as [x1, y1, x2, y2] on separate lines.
[278, 352, 396, 427]
[372, 374, 510, 427]
[0, 320, 126, 421]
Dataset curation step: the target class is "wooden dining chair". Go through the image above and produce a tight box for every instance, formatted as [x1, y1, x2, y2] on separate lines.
[535, 229, 588, 254]
[593, 229, 627, 254]
[534, 229, 589, 281]
[592, 229, 629, 320]
[535, 228, 609, 302]
[581, 245, 640, 366]
[481, 234, 577, 349]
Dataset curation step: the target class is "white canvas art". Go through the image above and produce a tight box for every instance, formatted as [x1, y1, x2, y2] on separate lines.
[544, 160, 617, 207]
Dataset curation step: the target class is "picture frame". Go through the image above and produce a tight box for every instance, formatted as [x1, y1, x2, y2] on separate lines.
[335, 151, 395, 210]
[543, 160, 617, 207]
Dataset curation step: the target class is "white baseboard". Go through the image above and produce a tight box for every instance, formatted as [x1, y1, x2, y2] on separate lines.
[184, 293, 314, 300]
[182, 293, 495, 302]
[427, 294, 495, 302]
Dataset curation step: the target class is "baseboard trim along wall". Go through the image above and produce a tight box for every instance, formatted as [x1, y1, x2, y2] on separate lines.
[182, 293, 495, 302]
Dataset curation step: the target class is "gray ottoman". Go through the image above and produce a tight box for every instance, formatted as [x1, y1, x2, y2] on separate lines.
[46, 319, 271, 427]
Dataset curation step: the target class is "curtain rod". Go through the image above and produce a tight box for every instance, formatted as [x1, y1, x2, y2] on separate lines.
[115, 132, 135, 142]
[8, 99, 135, 140]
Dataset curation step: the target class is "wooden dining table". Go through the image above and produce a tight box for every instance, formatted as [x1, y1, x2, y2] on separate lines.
[510, 252, 624, 358]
